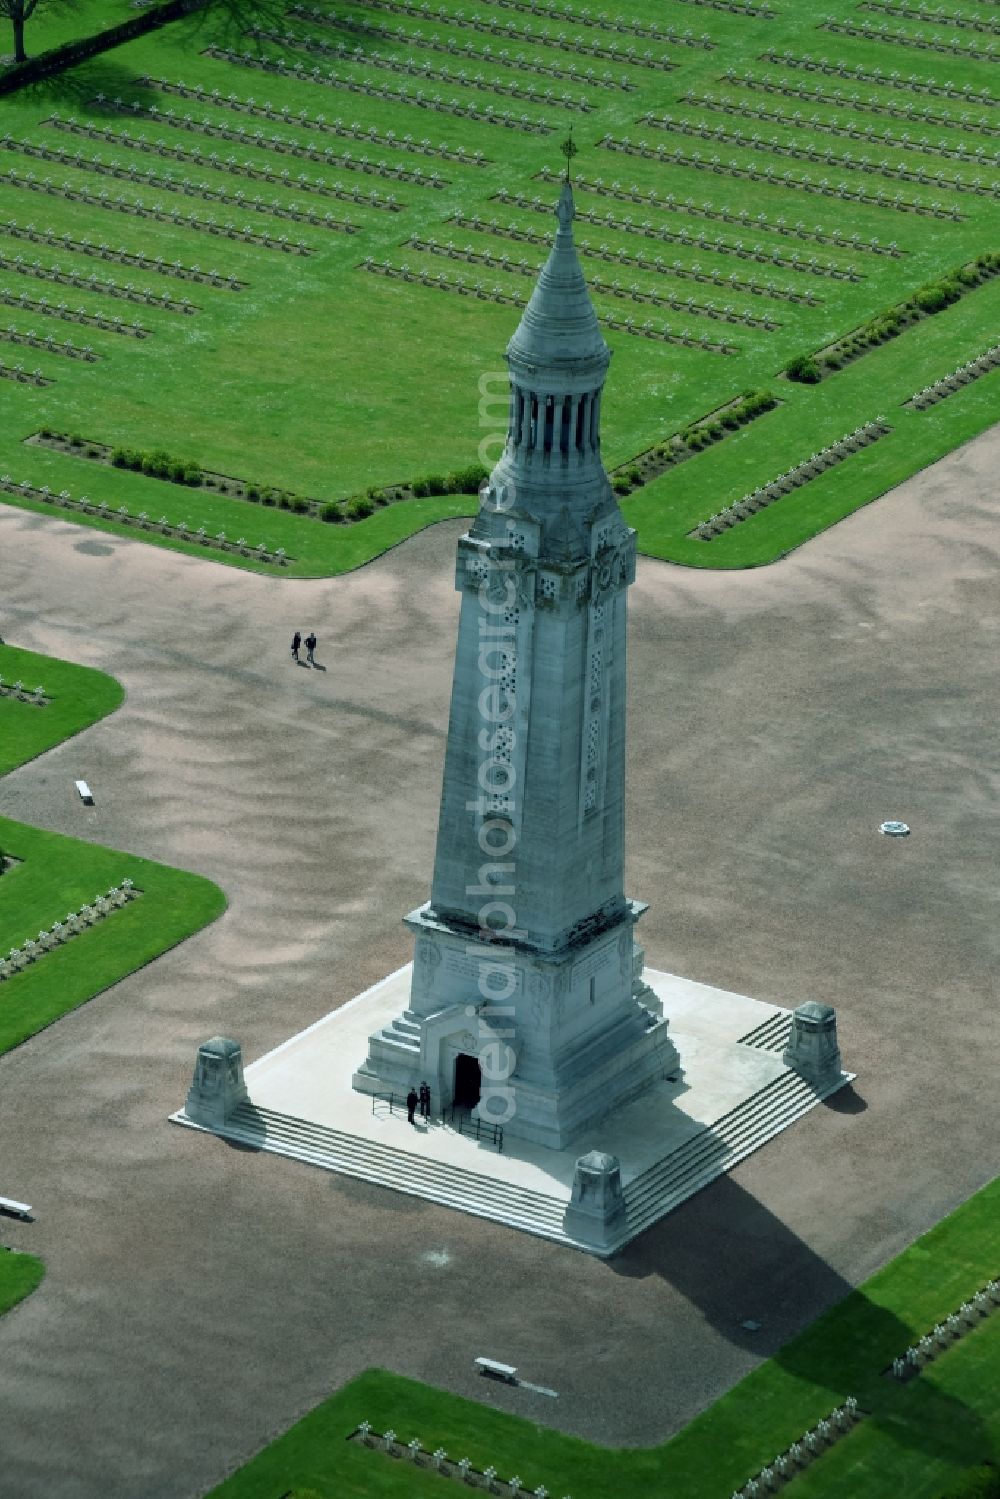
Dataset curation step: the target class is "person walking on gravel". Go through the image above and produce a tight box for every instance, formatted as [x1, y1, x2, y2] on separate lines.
[305, 631, 317, 666]
[291, 630, 301, 664]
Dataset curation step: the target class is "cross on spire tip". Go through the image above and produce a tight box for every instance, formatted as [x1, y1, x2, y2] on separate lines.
[559, 127, 578, 183]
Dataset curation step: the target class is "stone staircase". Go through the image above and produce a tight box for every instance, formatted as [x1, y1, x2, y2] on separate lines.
[737, 1010, 793, 1052]
[174, 1057, 845, 1254]
[620, 1067, 839, 1247]
[351, 1011, 422, 1098]
[378, 1013, 421, 1051]
[213, 1100, 571, 1239]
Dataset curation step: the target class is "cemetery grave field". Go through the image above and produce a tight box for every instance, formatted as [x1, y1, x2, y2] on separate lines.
[0, 643, 226, 1056]
[205, 1175, 1000, 1499]
[1, 0, 999, 570]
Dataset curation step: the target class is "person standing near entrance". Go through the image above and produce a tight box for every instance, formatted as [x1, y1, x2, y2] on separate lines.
[291, 630, 301, 664]
[304, 631, 317, 666]
[419, 1081, 431, 1119]
[406, 1087, 418, 1124]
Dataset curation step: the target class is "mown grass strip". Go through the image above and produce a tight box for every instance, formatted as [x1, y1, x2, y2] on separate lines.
[0, 816, 226, 1056]
[0, 644, 226, 1057]
[0, 1250, 44, 1318]
[0, 643, 122, 775]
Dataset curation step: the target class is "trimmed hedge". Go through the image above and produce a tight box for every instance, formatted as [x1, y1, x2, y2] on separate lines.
[785, 354, 822, 385]
[411, 464, 487, 499]
[35, 432, 488, 521]
[683, 389, 779, 442]
[811, 252, 1000, 378]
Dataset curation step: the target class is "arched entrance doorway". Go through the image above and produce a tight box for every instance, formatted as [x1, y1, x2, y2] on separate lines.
[453, 1052, 482, 1110]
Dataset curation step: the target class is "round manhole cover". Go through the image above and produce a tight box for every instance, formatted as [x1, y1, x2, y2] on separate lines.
[879, 821, 910, 837]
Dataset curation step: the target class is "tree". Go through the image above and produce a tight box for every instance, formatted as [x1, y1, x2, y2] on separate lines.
[2, 0, 46, 63]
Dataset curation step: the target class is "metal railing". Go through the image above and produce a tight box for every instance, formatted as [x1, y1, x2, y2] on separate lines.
[370, 1090, 435, 1123]
[447, 1103, 504, 1153]
[370, 1089, 401, 1116]
[370, 1092, 503, 1152]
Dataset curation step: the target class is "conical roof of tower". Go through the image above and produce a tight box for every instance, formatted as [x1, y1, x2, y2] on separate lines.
[506, 180, 610, 380]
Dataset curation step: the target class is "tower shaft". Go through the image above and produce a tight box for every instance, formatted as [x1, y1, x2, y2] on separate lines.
[353, 183, 678, 1146]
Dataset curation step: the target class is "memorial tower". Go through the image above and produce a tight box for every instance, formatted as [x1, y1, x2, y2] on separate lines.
[353, 180, 679, 1147]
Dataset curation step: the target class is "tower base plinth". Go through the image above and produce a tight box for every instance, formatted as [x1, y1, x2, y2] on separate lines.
[172, 964, 854, 1257]
[351, 903, 680, 1150]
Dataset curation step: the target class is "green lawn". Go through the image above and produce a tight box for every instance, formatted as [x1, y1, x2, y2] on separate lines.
[0, 0, 137, 64]
[0, 1249, 45, 1317]
[0, 642, 123, 774]
[0, 815, 226, 1054]
[0, 643, 227, 1054]
[0, 0, 998, 569]
[207, 1176, 1000, 1499]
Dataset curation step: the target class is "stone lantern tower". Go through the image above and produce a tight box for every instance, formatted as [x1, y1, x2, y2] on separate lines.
[353, 181, 679, 1148]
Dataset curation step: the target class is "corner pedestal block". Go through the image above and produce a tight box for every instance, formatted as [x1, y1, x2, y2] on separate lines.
[186, 1036, 248, 1129]
[563, 1150, 626, 1250]
[782, 1001, 843, 1085]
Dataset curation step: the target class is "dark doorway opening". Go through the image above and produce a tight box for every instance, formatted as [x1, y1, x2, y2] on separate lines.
[453, 1052, 482, 1110]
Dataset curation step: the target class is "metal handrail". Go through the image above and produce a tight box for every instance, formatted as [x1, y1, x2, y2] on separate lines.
[370, 1089, 400, 1115]
[372, 1093, 503, 1152]
[447, 1103, 504, 1153]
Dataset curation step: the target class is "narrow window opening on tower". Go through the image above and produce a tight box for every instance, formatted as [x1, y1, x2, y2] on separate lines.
[514, 391, 525, 448]
[589, 392, 599, 449]
[507, 391, 516, 443]
[559, 395, 572, 456]
[528, 394, 539, 450]
[589, 976, 596, 1005]
[575, 396, 586, 452]
[543, 395, 555, 454]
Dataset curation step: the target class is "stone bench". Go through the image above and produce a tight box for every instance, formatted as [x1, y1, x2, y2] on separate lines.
[474, 1357, 518, 1384]
[0, 1196, 32, 1219]
[75, 779, 94, 804]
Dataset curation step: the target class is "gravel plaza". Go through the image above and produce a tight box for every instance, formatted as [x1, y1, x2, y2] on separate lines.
[0, 424, 997, 1497]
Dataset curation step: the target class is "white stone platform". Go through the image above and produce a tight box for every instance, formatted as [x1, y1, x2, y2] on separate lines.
[170, 966, 853, 1256]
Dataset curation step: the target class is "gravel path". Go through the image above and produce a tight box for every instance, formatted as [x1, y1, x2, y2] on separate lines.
[0, 434, 997, 1498]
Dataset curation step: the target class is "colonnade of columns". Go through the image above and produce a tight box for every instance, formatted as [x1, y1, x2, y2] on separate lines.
[507, 387, 603, 459]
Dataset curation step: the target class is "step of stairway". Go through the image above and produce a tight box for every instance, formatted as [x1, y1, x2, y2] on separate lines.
[239, 1104, 562, 1208]
[387, 1017, 421, 1037]
[625, 1071, 815, 1210]
[376, 1029, 420, 1051]
[179, 1062, 841, 1253]
[225, 1129, 570, 1235]
[737, 1011, 793, 1051]
[227, 1104, 570, 1231]
[625, 1071, 804, 1195]
[622, 1072, 830, 1241]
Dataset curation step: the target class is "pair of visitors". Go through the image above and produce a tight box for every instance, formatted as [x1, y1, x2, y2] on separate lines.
[290, 631, 318, 665]
[406, 1082, 432, 1124]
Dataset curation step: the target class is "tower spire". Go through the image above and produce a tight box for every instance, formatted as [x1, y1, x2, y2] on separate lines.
[506, 178, 608, 379]
[478, 179, 614, 549]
